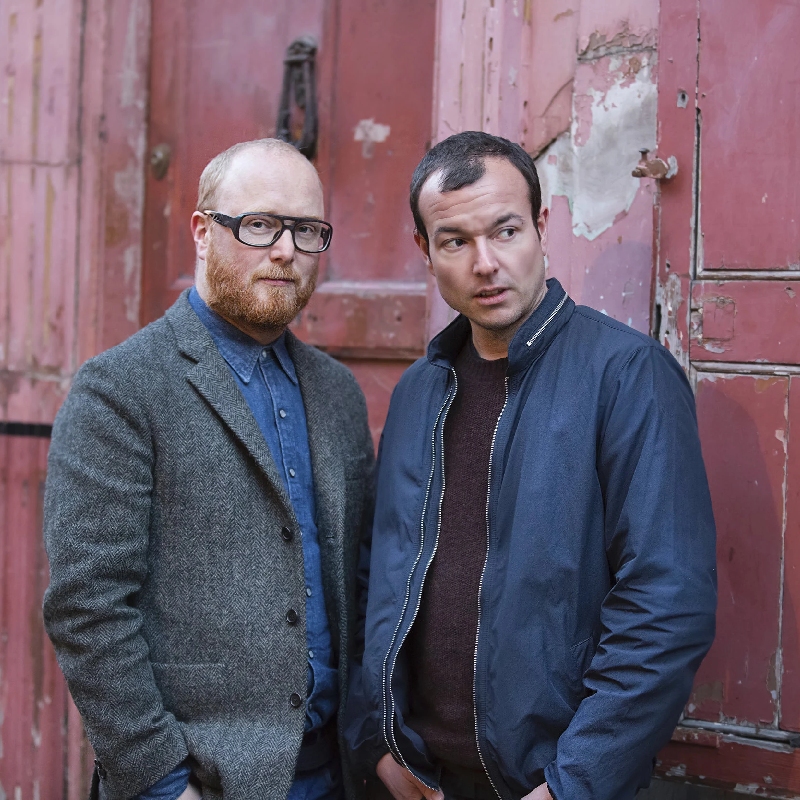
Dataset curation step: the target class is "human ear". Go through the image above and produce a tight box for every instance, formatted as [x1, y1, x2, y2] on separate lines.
[191, 211, 211, 262]
[413, 228, 433, 273]
[537, 207, 549, 257]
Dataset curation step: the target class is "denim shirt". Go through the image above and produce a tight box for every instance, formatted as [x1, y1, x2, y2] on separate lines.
[135, 291, 341, 800]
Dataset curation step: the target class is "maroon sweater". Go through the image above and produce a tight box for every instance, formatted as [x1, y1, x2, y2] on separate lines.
[405, 338, 508, 770]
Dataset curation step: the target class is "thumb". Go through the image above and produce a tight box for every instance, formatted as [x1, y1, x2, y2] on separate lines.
[421, 789, 444, 800]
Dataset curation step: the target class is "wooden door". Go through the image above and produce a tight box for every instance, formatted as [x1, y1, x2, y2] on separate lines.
[655, 0, 800, 792]
[141, 0, 436, 440]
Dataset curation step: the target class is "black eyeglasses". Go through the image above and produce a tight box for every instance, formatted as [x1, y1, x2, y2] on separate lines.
[204, 211, 333, 253]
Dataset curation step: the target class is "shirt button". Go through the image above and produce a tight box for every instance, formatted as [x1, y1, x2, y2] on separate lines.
[286, 609, 299, 625]
[288, 468, 296, 478]
[306, 587, 312, 597]
[308, 649, 315, 659]
[290, 692, 303, 708]
[279, 409, 287, 418]
[281, 526, 293, 542]
[261, 348, 269, 359]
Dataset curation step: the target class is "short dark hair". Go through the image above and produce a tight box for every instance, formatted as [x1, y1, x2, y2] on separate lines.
[410, 131, 542, 242]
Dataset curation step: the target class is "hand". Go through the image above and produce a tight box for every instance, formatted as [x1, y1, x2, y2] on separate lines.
[377, 753, 444, 800]
[176, 783, 202, 800]
[522, 783, 553, 800]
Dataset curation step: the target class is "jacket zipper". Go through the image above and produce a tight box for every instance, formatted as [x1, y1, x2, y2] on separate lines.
[475, 296, 567, 795]
[473, 376, 509, 800]
[526, 294, 567, 347]
[382, 368, 458, 787]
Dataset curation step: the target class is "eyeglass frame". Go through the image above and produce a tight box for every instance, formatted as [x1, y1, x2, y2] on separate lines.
[203, 210, 333, 253]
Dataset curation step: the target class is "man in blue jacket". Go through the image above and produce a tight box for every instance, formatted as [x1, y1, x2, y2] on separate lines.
[343, 131, 716, 800]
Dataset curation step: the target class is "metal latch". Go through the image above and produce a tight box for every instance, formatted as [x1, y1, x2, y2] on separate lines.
[276, 37, 319, 160]
[632, 149, 678, 180]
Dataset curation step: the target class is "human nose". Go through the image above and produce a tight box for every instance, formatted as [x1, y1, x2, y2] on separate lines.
[269, 227, 296, 261]
[472, 238, 499, 276]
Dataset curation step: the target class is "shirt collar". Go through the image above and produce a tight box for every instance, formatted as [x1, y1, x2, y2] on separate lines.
[188, 287, 297, 385]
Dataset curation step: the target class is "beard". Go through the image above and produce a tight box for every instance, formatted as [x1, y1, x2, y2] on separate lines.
[204, 238, 318, 330]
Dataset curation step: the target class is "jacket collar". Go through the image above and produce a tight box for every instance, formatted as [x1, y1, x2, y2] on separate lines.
[165, 290, 296, 520]
[427, 278, 574, 376]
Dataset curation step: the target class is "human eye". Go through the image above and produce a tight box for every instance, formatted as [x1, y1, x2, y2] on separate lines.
[496, 227, 517, 240]
[441, 237, 466, 251]
[242, 215, 280, 235]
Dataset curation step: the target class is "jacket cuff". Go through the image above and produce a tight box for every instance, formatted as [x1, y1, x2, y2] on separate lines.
[543, 762, 562, 800]
[98, 725, 189, 800]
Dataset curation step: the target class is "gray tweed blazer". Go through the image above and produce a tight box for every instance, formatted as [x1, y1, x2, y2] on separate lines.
[43, 291, 374, 800]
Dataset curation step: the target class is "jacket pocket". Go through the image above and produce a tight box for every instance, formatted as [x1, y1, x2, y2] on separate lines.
[568, 635, 596, 699]
[150, 662, 229, 720]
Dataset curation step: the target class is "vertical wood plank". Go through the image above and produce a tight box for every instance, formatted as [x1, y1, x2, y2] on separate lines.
[0, 435, 67, 800]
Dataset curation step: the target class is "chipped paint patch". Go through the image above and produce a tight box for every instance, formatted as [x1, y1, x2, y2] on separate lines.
[578, 23, 657, 61]
[354, 119, 390, 158]
[654, 272, 687, 368]
[536, 55, 656, 241]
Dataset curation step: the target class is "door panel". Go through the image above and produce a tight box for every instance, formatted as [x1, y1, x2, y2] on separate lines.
[292, 0, 435, 436]
[697, 0, 800, 272]
[689, 373, 786, 725]
[655, 0, 800, 791]
[690, 280, 800, 364]
[780, 378, 800, 732]
[315, 0, 433, 284]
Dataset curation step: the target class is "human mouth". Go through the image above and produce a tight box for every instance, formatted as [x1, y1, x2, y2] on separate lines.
[474, 287, 508, 305]
[254, 272, 296, 286]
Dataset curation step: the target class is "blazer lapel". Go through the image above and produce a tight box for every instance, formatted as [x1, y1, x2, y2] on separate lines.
[166, 292, 295, 519]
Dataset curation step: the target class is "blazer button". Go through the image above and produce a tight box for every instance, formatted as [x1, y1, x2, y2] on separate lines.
[281, 526, 293, 542]
[290, 692, 303, 708]
[286, 609, 299, 625]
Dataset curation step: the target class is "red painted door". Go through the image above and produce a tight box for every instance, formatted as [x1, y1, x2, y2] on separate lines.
[655, 0, 800, 792]
[141, 0, 436, 441]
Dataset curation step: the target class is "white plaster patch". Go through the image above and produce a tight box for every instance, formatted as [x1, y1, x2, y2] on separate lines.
[354, 119, 391, 158]
[536, 60, 657, 241]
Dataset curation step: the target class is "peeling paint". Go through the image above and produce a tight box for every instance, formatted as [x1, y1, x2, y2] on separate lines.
[354, 118, 391, 158]
[536, 56, 656, 241]
[578, 23, 657, 61]
[691, 680, 725, 704]
[653, 272, 687, 368]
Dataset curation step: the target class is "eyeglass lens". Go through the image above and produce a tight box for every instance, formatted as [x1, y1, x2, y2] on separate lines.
[238, 214, 330, 252]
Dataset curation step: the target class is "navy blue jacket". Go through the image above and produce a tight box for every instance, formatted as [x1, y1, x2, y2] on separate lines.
[343, 279, 717, 800]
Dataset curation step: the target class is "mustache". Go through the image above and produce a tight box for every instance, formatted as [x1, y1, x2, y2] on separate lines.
[249, 267, 299, 283]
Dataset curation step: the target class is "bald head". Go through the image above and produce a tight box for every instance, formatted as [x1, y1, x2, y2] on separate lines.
[196, 138, 323, 215]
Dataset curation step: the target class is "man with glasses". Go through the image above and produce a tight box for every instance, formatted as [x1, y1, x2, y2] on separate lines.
[43, 139, 374, 800]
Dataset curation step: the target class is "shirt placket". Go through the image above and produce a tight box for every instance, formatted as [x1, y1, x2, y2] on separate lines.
[258, 353, 335, 729]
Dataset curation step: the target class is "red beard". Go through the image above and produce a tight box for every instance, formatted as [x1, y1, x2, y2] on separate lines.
[204, 238, 317, 330]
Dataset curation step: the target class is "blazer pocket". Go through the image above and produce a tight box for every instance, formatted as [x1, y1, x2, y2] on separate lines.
[344, 452, 367, 483]
[150, 662, 230, 720]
